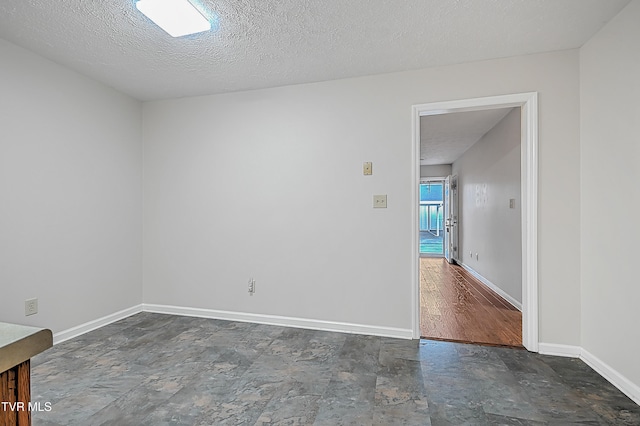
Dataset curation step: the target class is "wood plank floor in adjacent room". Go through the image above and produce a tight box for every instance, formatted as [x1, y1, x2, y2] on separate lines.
[420, 257, 522, 347]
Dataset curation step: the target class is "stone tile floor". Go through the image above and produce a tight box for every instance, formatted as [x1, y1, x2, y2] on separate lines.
[30, 312, 640, 425]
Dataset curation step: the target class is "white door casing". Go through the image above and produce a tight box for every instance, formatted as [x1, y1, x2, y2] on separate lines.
[443, 176, 451, 262]
[411, 92, 538, 352]
[449, 175, 459, 263]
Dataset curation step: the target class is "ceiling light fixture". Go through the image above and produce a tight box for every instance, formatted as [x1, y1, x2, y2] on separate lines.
[136, 0, 211, 38]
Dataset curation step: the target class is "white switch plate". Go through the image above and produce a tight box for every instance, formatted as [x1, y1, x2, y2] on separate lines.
[373, 194, 387, 208]
[363, 162, 372, 175]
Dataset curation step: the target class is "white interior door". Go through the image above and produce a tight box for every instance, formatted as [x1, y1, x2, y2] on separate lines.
[444, 175, 459, 264]
[450, 175, 459, 263]
[443, 176, 451, 262]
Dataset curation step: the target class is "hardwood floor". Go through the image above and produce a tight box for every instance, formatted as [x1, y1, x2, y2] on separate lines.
[420, 257, 522, 347]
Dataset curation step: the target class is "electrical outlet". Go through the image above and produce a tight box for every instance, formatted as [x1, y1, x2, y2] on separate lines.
[248, 278, 256, 295]
[25, 298, 38, 316]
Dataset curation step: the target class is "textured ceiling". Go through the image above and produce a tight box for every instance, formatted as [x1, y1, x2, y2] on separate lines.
[421, 108, 514, 166]
[0, 0, 631, 101]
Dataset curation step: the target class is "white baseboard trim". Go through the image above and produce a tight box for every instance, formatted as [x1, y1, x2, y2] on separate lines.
[143, 304, 413, 339]
[52, 303, 412, 345]
[460, 263, 522, 311]
[539, 343, 640, 405]
[580, 348, 640, 406]
[538, 342, 582, 358]
[53, 304, 143, 344]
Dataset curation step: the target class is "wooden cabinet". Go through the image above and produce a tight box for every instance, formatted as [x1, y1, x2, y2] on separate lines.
[0, 324, 52, 426]
[0, 361, 31, 426]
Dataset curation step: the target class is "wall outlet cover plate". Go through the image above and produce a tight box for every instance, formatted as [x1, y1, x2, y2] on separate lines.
[25, 298, 38, 316]
[373, 194, 387, 208]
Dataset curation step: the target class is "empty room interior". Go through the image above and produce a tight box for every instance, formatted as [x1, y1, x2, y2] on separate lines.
[1, 0, 639, 424]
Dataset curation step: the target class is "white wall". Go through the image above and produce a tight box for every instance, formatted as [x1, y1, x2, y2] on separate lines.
[453, 109, 521, 304]
[420, 164, 452, 178]
[0, 39, 143, 333]
[143, 49, 581, 343]
[580, 0, 640, 392]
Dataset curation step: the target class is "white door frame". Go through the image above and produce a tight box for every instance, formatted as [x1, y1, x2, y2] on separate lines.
[443, 176, 451, 262]
[411, 92, 539, 352]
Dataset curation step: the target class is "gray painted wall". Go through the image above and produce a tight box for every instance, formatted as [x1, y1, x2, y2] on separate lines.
[143, 50, 581, 343]
[580, 0, 640, 396]
[453, 108, 522, 304]
[0, 39, 143, 333]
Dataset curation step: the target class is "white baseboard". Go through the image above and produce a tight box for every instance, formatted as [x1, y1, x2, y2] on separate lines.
[460, 263, 522, 311]
[538, 342, 582, 358]
[580, 348, 640, 406]
[53, 304, 143, 344]
[52, 303, 412, 344]
[143, 303, 413, 339]
[539, 342, 640, 405]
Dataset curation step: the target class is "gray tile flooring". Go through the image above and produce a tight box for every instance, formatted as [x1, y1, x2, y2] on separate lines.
[30, 313, 639, 425]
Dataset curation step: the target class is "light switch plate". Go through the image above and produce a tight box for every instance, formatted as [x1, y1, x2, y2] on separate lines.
[363, 162, 372, 175]
[373, 194, 387, 208]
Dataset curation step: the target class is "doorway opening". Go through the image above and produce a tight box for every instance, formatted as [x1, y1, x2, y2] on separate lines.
[411, 93, 539, 352]
[420, 175, 459, 264]
[419, 179, 444, 256]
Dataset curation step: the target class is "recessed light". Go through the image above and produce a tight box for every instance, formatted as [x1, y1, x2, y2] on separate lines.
[136, 0, 211, 37]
